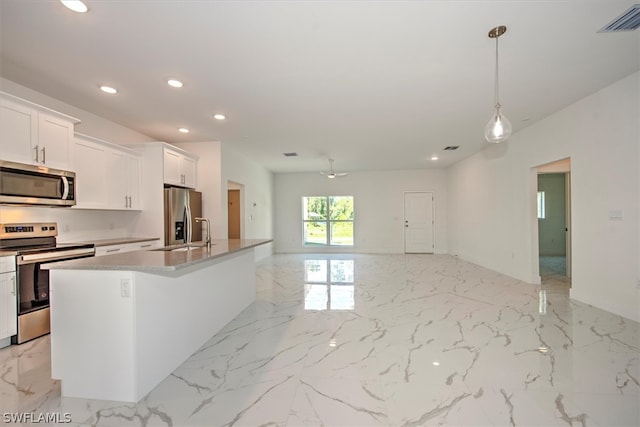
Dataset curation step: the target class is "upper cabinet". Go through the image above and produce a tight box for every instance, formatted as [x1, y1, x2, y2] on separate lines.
[106, 149, 141, 210]
[163, 146, 197, 189]
[72, 133, 142, 210]
[73, 134, 108, 209]
[0, 92, 79, 170]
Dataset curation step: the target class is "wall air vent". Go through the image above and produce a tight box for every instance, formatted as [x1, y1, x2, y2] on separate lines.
[283, 152, 298, 157]
[443, 146, 460, 151]
[599, 4, 640, 32]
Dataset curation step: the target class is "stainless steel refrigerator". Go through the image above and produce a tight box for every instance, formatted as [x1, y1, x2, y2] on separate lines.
[164, 187, 202, 246]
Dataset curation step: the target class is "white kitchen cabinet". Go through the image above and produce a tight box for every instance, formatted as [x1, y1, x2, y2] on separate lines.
[125, 154, 141, 209]
[107, 150, 141, 210]
[0, 256, 17, 344]
[163, 146, 197, 188]
[73, 135, 108, 209]
[0, 92, 79, 170]
[94, 240, 161, 257]
[0, 97, 37, 165]
[72, 133, 142, 210]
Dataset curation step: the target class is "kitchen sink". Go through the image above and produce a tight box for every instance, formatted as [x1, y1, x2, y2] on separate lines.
[152, 242, 212, 252]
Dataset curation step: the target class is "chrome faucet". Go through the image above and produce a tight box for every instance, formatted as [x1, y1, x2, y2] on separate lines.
[195, 217, 211, 248]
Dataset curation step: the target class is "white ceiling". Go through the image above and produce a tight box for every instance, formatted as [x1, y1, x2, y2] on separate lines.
[1, 1, 638, 173]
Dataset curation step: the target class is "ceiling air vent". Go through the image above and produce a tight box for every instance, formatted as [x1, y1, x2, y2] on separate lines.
[283, 152, 298, 157]
[599, 4, 640, 32]
[443, 146, 460, 151]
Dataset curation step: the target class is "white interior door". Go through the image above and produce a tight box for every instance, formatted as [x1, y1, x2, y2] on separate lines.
[404, 192, 434, 253]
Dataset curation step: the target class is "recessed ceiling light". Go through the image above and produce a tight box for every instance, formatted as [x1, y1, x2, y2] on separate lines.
[167, 79, 183, 88]
[213, 114, 226, 121]
[99, 85, 117, 94]
[431, 155, 439, 161]
[60, 0, 88, 13]
[178, 128, 190, 133]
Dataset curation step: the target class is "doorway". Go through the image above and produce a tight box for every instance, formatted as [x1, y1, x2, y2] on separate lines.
[404, 191, 435, 253]
[536, 158, 571, 288]
[227, 182, 243, 239]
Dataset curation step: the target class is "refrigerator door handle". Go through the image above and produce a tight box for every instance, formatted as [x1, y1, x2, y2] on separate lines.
[185, 202, 192, 244]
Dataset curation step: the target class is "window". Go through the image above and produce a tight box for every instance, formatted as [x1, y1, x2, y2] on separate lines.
[304, 259, 355, 310]
[537, 191, 546, 219]
[302, 196, 354, 246]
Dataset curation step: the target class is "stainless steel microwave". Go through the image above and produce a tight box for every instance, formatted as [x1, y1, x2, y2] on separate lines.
[0, 160, 76, 206]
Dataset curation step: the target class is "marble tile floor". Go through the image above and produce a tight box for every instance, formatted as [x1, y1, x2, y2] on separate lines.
[1, 253, 638, 426]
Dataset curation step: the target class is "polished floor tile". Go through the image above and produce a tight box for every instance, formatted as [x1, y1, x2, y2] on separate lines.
[0, 254, 638, 426]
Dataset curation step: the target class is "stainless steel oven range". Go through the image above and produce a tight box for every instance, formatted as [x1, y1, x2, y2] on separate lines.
[0, 222, 95, 344]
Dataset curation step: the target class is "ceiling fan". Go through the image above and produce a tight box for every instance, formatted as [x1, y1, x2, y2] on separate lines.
[320, 158, 348, 179]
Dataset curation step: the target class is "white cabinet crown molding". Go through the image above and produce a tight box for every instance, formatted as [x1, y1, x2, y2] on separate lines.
[1, 91, 80, 124]
[75, 132, 141, 157]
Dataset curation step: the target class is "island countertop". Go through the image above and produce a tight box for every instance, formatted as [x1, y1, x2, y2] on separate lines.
[76, 236, 160, 247]
[44, 239, 272, 273]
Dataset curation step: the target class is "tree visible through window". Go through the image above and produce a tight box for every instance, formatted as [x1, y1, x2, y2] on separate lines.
[303, 196, 354, 246]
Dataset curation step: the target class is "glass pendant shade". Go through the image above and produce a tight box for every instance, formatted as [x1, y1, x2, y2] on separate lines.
[484, 105, 512, 143]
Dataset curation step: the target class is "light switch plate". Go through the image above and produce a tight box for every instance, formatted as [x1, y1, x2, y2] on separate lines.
[608, 209, 623, 221]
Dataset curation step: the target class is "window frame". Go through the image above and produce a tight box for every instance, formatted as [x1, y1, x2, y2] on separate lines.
[302, 195, 354, 247]
[537, 191, 546, 219]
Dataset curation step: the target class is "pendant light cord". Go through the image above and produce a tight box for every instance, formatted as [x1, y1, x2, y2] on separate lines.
[494, 35, 500, 109]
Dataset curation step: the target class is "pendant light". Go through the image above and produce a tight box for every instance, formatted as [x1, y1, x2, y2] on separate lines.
[484, 25, 512, 143]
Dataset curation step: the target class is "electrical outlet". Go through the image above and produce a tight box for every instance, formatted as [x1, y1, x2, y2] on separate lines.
[120, 279, 131, 298]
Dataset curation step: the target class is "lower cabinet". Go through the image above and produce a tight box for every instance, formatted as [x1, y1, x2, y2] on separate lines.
[94, 241, 161, 257]
[0, 257, 17, 345]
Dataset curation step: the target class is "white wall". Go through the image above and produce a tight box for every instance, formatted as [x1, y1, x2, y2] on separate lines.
[447, 72, 640, 322]
[274, 169, 447, 254]
[0, 79, 157, 242]
[221, 144, 275, 260]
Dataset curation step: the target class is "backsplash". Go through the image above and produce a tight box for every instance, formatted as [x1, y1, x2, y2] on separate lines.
[0, 206, 146, 243]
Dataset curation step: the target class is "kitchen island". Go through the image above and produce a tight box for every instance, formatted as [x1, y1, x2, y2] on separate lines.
[45, 239, 271, 402]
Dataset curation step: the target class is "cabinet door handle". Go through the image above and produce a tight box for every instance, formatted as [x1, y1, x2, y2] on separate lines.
[128, 196, 132, 208]
[41, 146, 46, 164]
[125, 195, 128, 208]
[11, 275, 16, 296]
[34, 145, 39, 163]
[106, 248, 121, 253]
[140, 244, 152, 248]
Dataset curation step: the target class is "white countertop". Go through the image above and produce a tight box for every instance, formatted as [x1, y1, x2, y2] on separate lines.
[44, 239, 272, 273]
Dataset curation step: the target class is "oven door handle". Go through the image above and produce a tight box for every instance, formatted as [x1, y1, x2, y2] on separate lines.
[18, 248, 95, 265]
